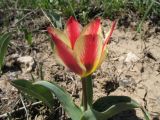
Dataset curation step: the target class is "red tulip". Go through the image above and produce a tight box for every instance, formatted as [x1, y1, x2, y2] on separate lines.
[47, 16, 115, 77]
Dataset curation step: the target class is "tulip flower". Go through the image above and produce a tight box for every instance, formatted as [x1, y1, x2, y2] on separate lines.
[11, 16, 150, 120]
[47, 16, 115, 77]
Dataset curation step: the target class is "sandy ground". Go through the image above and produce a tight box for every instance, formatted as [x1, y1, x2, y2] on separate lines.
[0, 16, 160, 120]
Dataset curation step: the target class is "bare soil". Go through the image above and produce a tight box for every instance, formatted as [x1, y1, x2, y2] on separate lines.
[0, 15, 160, 120]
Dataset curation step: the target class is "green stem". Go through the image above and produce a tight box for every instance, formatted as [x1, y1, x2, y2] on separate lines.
[86, 75, 93, 106]
[82, 77, 87, 111]
[81, 75, 93, 111]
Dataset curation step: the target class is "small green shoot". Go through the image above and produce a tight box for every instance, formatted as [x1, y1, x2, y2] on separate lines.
[0, 33, 11, 73]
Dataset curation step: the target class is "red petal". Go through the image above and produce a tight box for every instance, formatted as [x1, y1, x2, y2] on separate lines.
[56, 44, 84, 75]
[98, 21, 116, 69]
[81, 18, 101, 36]
[65, 16, 82, 49]
[74, 34, 102, 76]
[47, 27, 85, 75]
[47, 27, 71, 48]
[103, 21, 116, 51]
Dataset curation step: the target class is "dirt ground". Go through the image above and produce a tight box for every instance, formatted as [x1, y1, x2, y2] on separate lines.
[0, 15, 160, 120]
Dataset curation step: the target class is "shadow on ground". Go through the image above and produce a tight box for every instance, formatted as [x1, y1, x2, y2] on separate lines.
[109, 110, 142, 120]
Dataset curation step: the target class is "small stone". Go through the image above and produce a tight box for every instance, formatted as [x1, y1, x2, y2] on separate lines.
[17, 56, 35, 73]
[125, 52, 139, 63]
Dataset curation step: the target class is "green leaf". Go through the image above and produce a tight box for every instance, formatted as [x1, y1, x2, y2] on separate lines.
[137, 1, 154, 32]
[141, 107, 151, 120]
[35, 81, 83, 120]
[81, 101, 150, 120]
[100, 102, 141, 120]
[92, 96, 150, 120]
[81, 106, 100, 120]
[0, 33, 11, 71]
[81, 102, 139, 120]
[49, 0, 53, 3]
[10, 79, 55, 109]
[47, 10, 62, 29]
[24, 29, 32, 45]
[93, 96, 133, 112]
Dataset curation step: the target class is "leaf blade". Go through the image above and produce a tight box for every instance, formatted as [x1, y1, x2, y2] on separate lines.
[35, 81, 83, 120]
[92, 96, 150, 120]
[24, 29, 32, 45]
[10, 79, 55, 109]
[0, 33, 11, 70]
[93, 96, 134, 112]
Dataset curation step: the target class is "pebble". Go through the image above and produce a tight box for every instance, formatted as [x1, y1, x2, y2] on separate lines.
[125, 52, 139, 63]
[17, 56, 35, 73]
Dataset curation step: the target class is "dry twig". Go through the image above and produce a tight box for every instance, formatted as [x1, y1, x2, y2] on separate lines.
[0, 101, 42, 119]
